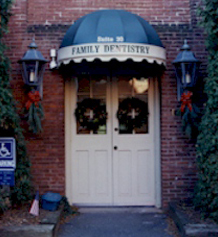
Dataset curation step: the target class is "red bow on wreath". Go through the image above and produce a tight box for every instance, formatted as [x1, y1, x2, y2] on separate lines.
[180, 91, 193, 113]
[25, 91, 41, 110]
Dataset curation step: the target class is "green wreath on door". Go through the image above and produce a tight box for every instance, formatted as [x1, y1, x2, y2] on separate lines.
[116, 97, 148, 129]
[75, 98, 108, 131]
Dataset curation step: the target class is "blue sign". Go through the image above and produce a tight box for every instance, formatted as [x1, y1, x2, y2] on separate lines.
[0, 137, 16, 169]
[0, 170, 15, 186]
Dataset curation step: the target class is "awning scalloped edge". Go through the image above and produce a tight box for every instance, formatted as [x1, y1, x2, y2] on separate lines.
[59, 56, 165, 66]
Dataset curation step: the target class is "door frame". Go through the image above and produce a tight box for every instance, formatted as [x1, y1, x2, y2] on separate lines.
[65, 76, 161, 207]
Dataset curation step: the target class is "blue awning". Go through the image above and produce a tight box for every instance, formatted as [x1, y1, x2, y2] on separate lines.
[57, 10, 166, 66]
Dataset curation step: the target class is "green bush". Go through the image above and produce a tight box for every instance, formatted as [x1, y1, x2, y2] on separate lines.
[0, 0, 32, 212]
[194, 0, 218, 222]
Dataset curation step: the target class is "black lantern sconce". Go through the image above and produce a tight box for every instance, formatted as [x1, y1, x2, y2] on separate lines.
[18, 39, 48, 97]
[172, 40, 200, 101]
[18, 39, 48, 134]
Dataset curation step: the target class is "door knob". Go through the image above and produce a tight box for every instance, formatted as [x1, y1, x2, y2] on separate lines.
[114, 146, 118, 150]
[114, 128, 118, 131]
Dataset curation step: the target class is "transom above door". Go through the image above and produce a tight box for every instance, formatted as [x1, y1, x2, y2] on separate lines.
[71, 75, 155, 206]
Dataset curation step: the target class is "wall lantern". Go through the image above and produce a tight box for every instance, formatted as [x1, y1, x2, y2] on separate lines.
[18, 39, 48, 134]
[18, 38, 48, 96]
[172, 40, 200, 101]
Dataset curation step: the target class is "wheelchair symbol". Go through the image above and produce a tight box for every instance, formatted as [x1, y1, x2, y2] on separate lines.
[0, 143, 11, 158]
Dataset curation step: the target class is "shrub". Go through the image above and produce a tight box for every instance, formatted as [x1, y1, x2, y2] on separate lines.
[194, 0, 218, 222]
[0, 0, 32, 212]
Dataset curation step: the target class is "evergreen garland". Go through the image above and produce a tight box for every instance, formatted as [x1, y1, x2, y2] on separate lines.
[27, 103, 44, 134]
[0, 0, 32, 211]
[175, 91, 201, 139]
[25, 90, 44, 134]
[194, 0, 218, 221]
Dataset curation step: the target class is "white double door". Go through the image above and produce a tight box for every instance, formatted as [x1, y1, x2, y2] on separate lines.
[71, 76, 155, 206]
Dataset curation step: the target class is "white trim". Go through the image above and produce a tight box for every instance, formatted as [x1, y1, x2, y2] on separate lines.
[154, 77, 161, 208]
[65, 79, 76, 204]
[58, 43, 166, 66]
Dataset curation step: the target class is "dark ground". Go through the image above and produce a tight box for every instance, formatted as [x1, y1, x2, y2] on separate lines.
[58, 207, 180, 237]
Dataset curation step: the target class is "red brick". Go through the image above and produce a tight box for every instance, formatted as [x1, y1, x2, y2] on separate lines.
[3, 0, 206, 207]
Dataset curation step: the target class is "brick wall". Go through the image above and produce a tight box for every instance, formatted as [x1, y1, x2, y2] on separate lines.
[27, 0, 191, 25]
[4, 0, 206, 207]
[157, 0, 207, 206]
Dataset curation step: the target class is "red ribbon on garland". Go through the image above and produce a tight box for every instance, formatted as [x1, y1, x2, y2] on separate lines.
[180, 91, 193, 113]
[25, 91, 41, 110]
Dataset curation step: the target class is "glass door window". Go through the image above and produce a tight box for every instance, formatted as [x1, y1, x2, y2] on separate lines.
[76, 76, 107, 134]
[117, 77, 149, 134]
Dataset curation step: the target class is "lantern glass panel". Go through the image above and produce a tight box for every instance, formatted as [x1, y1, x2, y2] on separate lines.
[24, 61, 39, 85]
[174, 64, 184, 89]
[181, 62, 196, 88]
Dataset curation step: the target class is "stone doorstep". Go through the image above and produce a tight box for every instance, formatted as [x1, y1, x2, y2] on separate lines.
[0, 224, 55, 237]
[0, 205, 64, 237]
[169, 202, 218, 237]
[79, 207, 163, 214]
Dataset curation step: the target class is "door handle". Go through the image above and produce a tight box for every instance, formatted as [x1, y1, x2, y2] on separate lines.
[114, 128, 118, 132]
[114, 146, 118, 150]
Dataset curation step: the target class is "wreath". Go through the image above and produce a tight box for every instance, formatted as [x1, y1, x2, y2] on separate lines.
[75, 98, 108, 131]
[116, 97, 148, 129]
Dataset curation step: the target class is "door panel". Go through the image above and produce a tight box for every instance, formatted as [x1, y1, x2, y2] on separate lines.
[72, 76, 113, 205]
[112, 77, 155, 205]
[117, 150, 132, 196]
[76, 151, 89, 195]
[94, 150, 110, 195]
[137, 150, 151, 195]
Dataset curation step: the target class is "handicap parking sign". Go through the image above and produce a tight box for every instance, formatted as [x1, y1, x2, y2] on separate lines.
[0, 170, 15, 186]
[0, 138, 16, 169]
